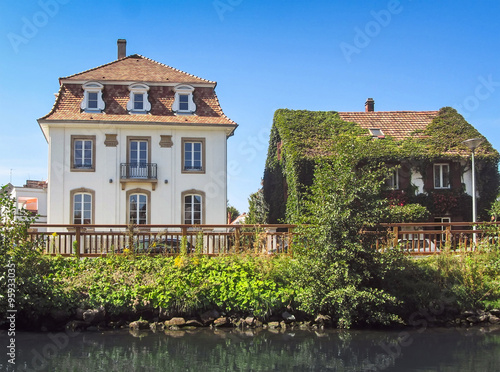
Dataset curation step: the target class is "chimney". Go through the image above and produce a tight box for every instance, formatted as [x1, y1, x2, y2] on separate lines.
[365, 98, 375, 112]
[117, 39, 126, 59]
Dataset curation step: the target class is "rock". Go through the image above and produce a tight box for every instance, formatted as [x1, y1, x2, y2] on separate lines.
[282, 311, 296, 322]
[489, 309, 500, 316]
[185, 319, 203, 327]
[315, 314, 332, 326]
[200, 309, 220, 325]
[108, 320, 125, 329]
[83, 306, 106, 324]
[478, 314, 489, 323]
[268, 321, 281, 329]
[466, 316, 480, 324]
[214, 317, 230, 327]
[254, 319, 263, 328]
[66, 320, 88, 332]
[462, 310, 476, 317]
[129, 320, 149, 330]
[150, 322, 165, 332]
[489, 315, 500, 324]
[164, 317, 186, 327]
[245, 317, 255, 326]
[75, 308, 86, 320]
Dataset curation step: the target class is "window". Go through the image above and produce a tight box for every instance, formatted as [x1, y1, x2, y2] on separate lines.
[71, 135, 95, 171]
[127, 84, 151, 113]
[182, 138, 205, 173]
[126, 189, 150, 225]
[129, 193, 147, 224]
[70, 188, 95, 224]
[369, 128, 385, 139]
[434, 164, 450, 189]
[182, 191, 205, 224]
[124, 137, 151, 178]
[385, 168, 399, 190]
[172, 85, 196, 114]
[80, 82, 105, 113]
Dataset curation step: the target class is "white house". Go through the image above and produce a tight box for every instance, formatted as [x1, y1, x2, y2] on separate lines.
[5, 180, 48, 224]
[38, 40, 237, 225]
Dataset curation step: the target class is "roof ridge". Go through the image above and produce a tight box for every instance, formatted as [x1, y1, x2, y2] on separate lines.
[61, 55, 131, 81]
[338, 110, 439, 114]
[61, 54, 215, 84]
[135, 54, 215, 84]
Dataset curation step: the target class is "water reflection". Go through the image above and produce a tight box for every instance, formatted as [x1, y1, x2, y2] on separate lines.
[2, 326, 500, 371]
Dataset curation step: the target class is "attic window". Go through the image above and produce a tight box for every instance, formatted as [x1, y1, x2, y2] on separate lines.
[81, 82, 105, 113]
[172, 85, 196, 115]
[127, 83, 151, 114]
[369, 128, 385, 139]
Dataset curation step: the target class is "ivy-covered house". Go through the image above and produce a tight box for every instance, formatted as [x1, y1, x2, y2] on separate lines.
[263, 100, 499, 224]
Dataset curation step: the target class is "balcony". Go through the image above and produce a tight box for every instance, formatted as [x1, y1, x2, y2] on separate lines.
[120, 163, 158, 190]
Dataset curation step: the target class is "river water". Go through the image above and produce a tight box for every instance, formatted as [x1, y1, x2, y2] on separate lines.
[2, 326, 500, 371]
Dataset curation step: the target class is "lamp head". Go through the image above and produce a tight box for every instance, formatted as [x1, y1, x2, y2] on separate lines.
[462, 138, 484, 151]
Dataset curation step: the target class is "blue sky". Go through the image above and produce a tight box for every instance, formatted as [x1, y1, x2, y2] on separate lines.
[1, 0, 499, 213]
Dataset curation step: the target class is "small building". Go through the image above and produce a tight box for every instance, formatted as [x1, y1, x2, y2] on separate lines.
[263, 99, 499, 224]
[5, 180, 48, 223]
[37, 40, 237, 225]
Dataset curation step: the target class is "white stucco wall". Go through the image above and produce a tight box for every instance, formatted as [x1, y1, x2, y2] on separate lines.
[45, 123, 228, 225]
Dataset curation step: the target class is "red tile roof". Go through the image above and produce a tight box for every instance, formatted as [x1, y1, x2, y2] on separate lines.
[39, 55, 237, 130]
[61, 54, 215, 84]
[337, 111, 439, 140]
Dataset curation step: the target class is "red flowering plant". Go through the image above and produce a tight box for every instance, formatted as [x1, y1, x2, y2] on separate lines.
[431, 190, 460, 215]
[383, 190, 408, 207]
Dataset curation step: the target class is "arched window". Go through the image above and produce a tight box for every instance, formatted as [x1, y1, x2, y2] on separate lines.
[126, 188, 151, 225]
[70, 188, 95, 224]
[182, 190, 205, 224]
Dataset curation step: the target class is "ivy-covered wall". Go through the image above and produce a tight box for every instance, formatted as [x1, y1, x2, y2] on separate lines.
[263, 107, 499, 224]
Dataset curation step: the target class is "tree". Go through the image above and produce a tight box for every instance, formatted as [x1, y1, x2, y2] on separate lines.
[227, 203, 240, 223]
[246, 188, 268, 224]
[291, 136, 402, 328]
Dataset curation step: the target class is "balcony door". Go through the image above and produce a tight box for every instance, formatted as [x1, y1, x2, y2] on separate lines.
[129, 140, 148, 178]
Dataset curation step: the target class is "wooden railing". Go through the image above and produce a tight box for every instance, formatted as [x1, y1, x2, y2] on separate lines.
[369, 222, 500, 255]
[26, 224, 295, 257]
[22, 222, 500, 257]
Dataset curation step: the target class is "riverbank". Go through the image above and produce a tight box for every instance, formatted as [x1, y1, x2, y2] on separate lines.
[1, 249, 500, 333]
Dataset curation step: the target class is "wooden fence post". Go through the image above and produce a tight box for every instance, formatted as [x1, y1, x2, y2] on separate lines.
[393, 226, 399, 247]
[234, 226, 241, 253]
[75, 226, 81, 258]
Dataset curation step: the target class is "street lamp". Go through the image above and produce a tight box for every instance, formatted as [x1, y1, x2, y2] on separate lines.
[462, 137, 484, 244]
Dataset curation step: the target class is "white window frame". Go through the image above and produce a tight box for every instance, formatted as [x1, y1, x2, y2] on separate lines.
[71, 135, 95, 171]
[72, 191, 93, 224]
[127, 83, 151, 113]
[129, 193, 148, 225]
[182, 138, 205, 173]
[386, 168, 399, 190]
[434, 163, 450, 189]
[183, 193, 203, 224]
[80, 82, 105, 113]
[172, 85, 196, 114]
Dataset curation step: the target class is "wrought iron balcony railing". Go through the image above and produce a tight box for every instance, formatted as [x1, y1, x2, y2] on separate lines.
[120, 163, 157, 179]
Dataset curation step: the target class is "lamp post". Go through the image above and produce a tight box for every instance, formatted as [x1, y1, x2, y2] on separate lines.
[462, 138, 484, 244]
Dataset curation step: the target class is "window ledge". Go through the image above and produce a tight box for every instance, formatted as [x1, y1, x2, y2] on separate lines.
[120, 179, 158, 191]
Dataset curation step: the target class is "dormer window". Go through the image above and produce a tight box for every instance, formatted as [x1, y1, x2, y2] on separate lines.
[81, 82, 105, 113]
[172, 85, 196, 114]
[127, 83, 151, 114]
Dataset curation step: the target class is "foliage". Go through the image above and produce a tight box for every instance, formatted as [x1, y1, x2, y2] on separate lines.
[263, 107, 500, 224]
[246, 188, 269, 224]
[0, 185, 59, 325]
[227, 203, 240, 223]
[289, 138, 404, 328]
